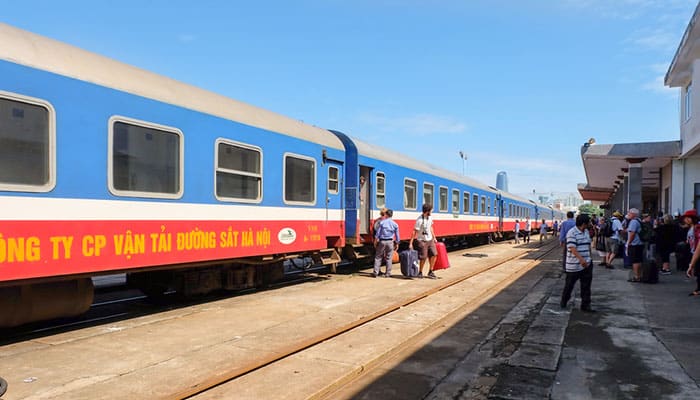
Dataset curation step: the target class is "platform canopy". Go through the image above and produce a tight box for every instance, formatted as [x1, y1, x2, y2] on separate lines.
[578, 141, 680, 203]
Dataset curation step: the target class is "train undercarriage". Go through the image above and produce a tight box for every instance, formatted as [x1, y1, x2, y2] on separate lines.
[0, 232, 500, 328]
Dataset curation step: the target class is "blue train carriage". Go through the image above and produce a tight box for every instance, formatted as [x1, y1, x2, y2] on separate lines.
[499, 192, 538, 240]
[330, 132, 502, 249]
[0, 23, 347, 327]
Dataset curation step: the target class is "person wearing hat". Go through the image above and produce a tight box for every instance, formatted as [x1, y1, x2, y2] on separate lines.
[604, 211, 624, 269]
[684, 209, 700, 296]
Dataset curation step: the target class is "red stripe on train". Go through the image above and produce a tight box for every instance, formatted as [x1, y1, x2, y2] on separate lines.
[0, 220, 343, 281]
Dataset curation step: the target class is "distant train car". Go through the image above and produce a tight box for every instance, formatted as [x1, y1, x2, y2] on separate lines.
[331, 132, 502, 246]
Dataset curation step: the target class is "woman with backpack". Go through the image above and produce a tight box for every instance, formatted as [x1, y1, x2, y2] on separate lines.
[684, 210, 700, 296]
[655, 214, 677, 275]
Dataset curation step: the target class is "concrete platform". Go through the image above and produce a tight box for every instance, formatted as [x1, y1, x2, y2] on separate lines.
[342, 253, 700, 400]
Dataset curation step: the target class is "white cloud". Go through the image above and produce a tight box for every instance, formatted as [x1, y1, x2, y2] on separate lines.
[642, 74, 676, 96]
[629, 29, 678, 51]
[357, 112, 468, 136]
[177, 34, 196, 44]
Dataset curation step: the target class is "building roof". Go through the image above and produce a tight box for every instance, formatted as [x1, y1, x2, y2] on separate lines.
[666, 2, 700, 87]
[578, 140, 680, 202]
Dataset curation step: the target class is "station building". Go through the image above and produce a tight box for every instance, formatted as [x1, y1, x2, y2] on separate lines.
[579, 3, 700, 216]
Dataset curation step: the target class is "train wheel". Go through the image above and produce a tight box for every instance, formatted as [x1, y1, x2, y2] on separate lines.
[0, 376, 7, 397]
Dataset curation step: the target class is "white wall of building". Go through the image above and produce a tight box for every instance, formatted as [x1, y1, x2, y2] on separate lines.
[680, 59, 700, 156]
[671, 157, 700, 214]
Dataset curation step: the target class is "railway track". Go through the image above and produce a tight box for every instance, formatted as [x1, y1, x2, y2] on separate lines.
[0, 271, 331, 345]
[171, 242, 559, 399]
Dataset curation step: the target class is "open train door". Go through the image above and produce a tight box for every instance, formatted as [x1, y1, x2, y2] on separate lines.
[358, 165, 372, 235]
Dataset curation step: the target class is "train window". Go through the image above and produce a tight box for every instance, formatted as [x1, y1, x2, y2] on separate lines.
[423, 183, 433, 208]
[0, 93, 55, 191]
[494, 199, 498, 215]
[452, 189, 460, 213]
[463, 192, 470, 214]
[404, 179, 417, 210]
[487, 197, 491, 215]
[481, 196, 486, 215]
[472, 194, 479, 215]
[284, 153, 316, 204]
[109, 117, 183, 198]
[439, 186, 448, 212]
[215, 139, 262, 202]
[376, 172, 386, 208]
[328, 166, 339, 194]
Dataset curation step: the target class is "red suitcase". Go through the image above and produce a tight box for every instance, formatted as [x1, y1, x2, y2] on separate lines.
[433, 242, 450, 270]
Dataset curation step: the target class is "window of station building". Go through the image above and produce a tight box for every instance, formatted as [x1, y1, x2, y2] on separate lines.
[0, 93, 55, 191]
[423, 183, 434, 208]
[472, 193, 479, 215]
[376, 172, 386, 208]
[284, 153, 315, 204]
[215, 140, 262, 202]
[110, 117, 183, 198]
[404, 179, 417, 209]
[463, 192, 470, 214]
[439, 186, 448, 212]
[452, 189, 460, 213]
[328, 166, 339, 195]
[685, 82, 693, 122]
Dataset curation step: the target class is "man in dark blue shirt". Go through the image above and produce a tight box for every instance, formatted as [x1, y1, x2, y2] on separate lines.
[373, 209, 400, 278]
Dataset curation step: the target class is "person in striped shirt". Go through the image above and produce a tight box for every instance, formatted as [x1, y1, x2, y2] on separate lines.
[560, 214, 596, 313]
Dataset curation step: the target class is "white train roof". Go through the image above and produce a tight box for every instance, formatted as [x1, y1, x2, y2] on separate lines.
[351, 136, 498, 194]
[0, 23, 343, 150]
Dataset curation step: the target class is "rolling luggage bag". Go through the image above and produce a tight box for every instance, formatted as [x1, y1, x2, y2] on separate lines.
[399, 249, 419, 277]
[433, 242, 450, 270]
[640, 258, 659, 284]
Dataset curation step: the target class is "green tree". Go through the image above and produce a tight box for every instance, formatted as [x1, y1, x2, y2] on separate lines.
[578, 203, 602, 216]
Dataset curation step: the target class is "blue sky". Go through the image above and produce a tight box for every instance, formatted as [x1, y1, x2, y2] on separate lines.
[3, 0, 697, 196]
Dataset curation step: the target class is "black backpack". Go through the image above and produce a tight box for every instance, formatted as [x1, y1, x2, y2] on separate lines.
[638, 219, 653, 243]
[601, 220, 614, 238]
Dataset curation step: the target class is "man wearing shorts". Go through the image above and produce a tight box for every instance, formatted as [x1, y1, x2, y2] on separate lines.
[626, 208, 644, 282]
[604, 211, 623, 269]
[409, 203, 438, 279]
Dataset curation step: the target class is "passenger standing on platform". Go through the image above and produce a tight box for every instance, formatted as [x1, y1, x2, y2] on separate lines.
[552, 220, 559, 237]
[373, 209, 399, 278]
[683, 210, 700, 296]
[373, 207, 388, 234]
[559, 211, 576, 271]
[514, 220, 521, 244]
[524, 218, 531, 243]
[655, 214, 676, 275]
[560, 214, 595, 312]
[626, 208, 644, 282]
[604, 211, 623, 269]
[539, 219, 548, 243]
[409, 203, 438, 279]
